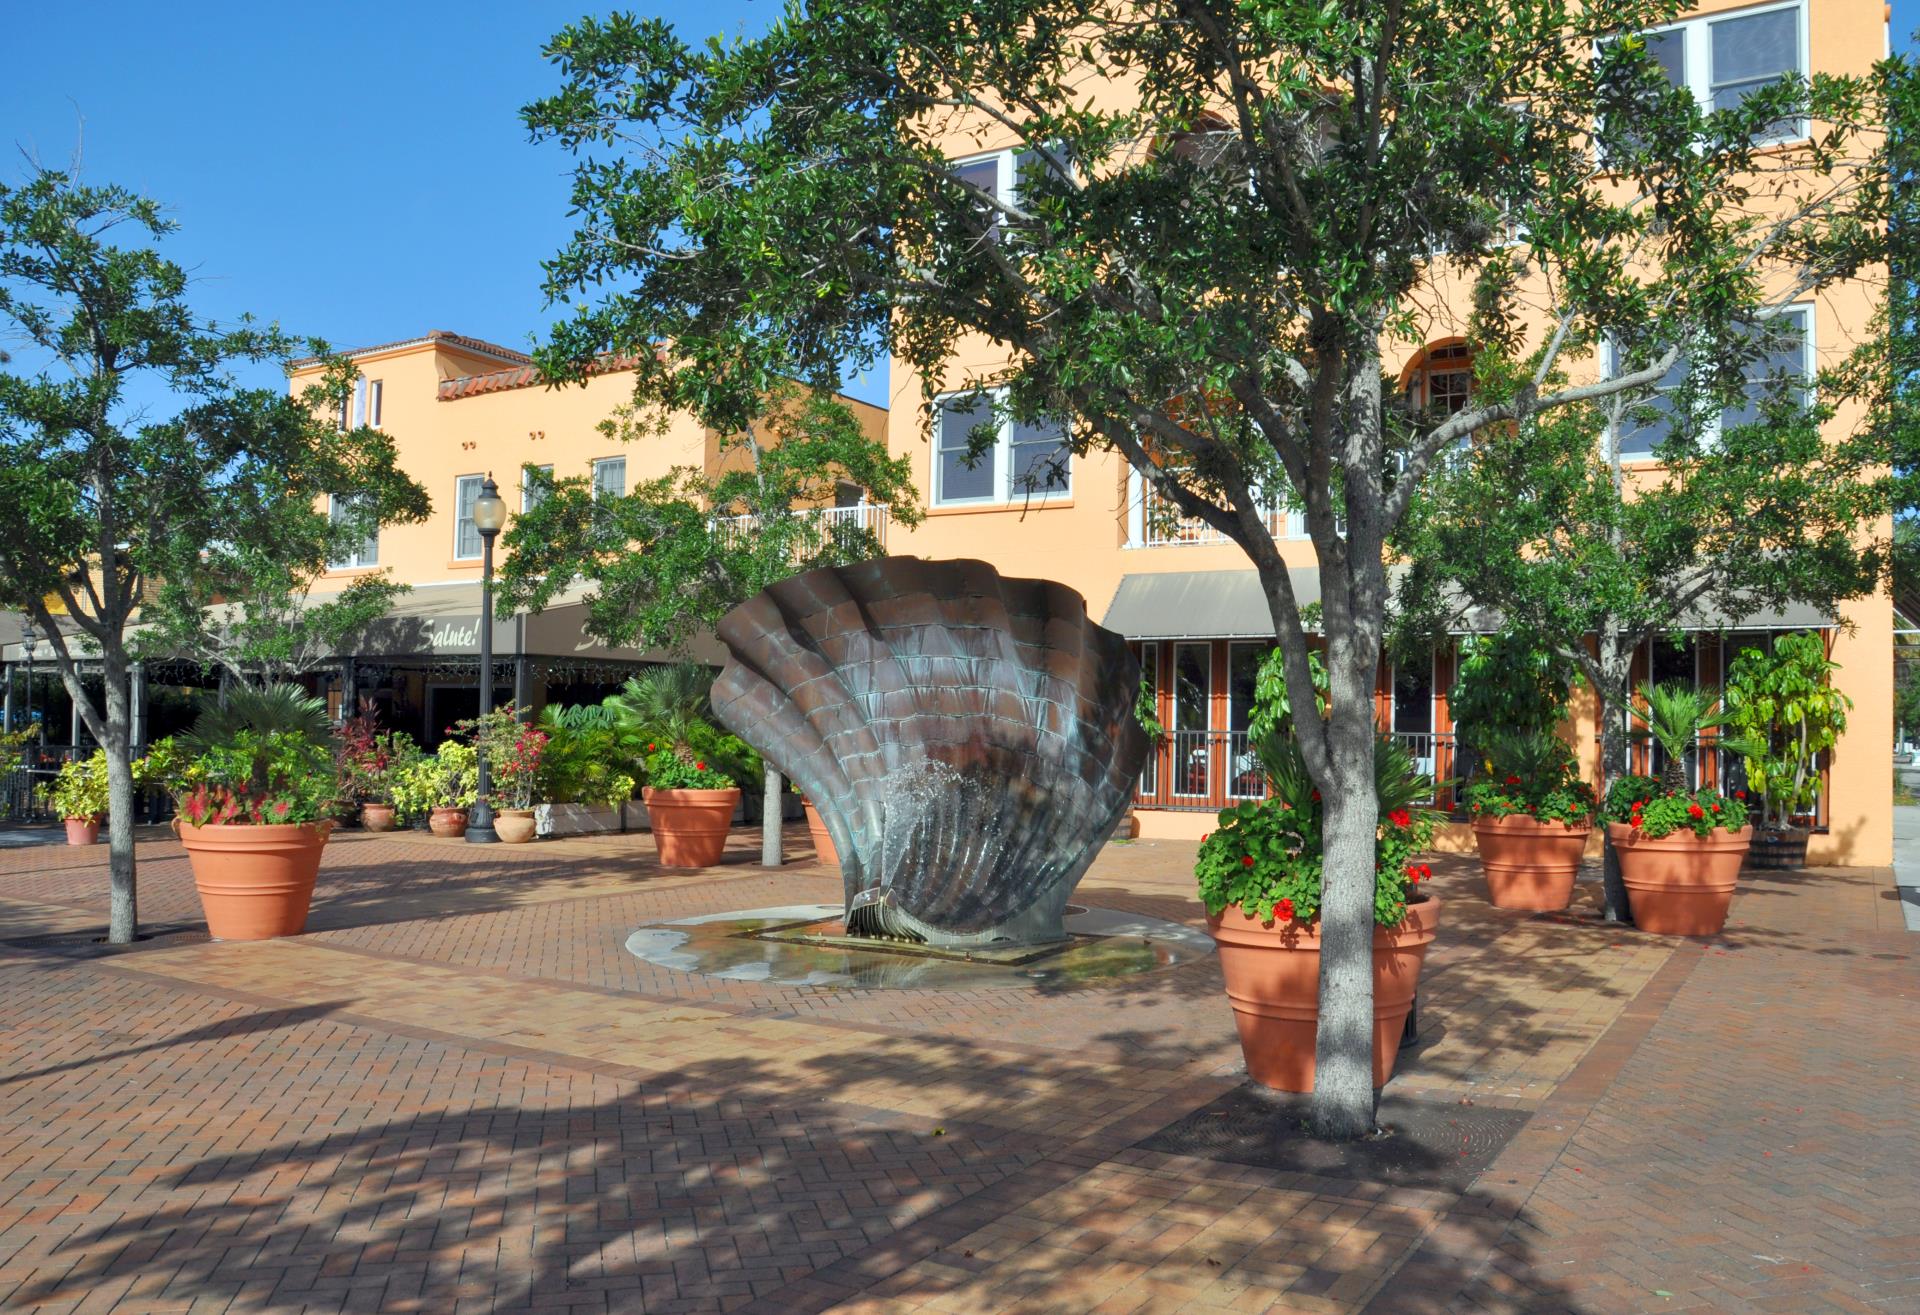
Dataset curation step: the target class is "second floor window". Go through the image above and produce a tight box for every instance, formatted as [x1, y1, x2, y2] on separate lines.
[455, 474, 484, 560]
[592, 457, 627, 500]
[1603, 2, 1805, 153]
[1608, 305, 1810, 460]
[327, 495, 378, 570]
[523, 464, 554, 512]
[934, 390, 1071, 507]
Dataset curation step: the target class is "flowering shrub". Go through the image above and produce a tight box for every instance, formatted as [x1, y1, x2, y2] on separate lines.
[1603, 773, 1747, 839]
[644, 750, 736, 790]
[1462, 732, 1596, 829]
[335, 716, 422, 807]
[1195, 735, 1439, 928]
[452, 705, 550, 809]
[172, 731, 339, 827]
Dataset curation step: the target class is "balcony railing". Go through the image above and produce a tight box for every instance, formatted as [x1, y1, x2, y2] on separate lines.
[1138, 484, 1302, 547]
[1135, 729, 1460, 813]
[710, 503, 889, 554]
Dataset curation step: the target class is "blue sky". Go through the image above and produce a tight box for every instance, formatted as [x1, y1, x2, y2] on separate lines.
[4, 1, 1914, 413]
[0, 1, 897, 403]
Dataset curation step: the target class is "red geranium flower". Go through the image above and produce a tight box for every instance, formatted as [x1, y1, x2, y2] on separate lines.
[1200, 832, 1208, 843]
[1311, 789, 1321, 801]
[1630, 815, 1644, 829]
[1241, 854, 1254, 868]
[1688, 804, 1705, 819]
[1276, 897, 1295, 921]
[696, 762, 707, 771]
[1735, 789, 1747, 799]
[1388, 808, 1411, 828]
[1505, 774, 1521, 786]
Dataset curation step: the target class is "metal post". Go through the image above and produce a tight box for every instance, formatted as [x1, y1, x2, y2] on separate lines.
[3, 662, 12, 734]
[466, 475, 505, 844]
[130, 662, 147, 752]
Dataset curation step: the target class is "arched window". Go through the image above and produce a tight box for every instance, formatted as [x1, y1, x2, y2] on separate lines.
[1404, 341, 1473, 418]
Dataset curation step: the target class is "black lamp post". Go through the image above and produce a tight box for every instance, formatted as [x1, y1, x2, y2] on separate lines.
[465, 475, 508, 844]
[20, 620, 38, 743]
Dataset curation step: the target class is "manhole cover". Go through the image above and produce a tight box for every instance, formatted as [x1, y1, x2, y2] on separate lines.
[1137, 1086, 1530, 1191]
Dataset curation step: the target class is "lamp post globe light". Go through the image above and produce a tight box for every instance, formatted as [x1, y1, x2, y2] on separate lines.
[20, 619, 38, 739]
[466, 475, 509, 844]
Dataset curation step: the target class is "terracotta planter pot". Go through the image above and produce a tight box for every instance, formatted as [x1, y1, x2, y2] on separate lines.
[643, 786, 740, 868]
[1747, 824, 1809, 871]
[1206, 894, 1441, 1094]
[428, 807, 469, 838]
[1471, 814, 1590, 911]
[63, 817, 102, 846]
[494, 808, 538, 844]
[1609, 822, 1753, 936]
[360, 804, 397, 833]
[178, 821, 329, 940]
[802, 799, 837, 864]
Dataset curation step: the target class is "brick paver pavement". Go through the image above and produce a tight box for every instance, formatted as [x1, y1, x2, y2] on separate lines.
[0, 825, 1911, 1313]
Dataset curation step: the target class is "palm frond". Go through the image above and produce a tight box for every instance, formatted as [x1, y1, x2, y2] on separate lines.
[183, 682, 331, 751]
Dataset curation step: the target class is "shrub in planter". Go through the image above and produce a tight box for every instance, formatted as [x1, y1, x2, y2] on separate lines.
[1196, 734, 1441, 1093]
[167, 717, 340, 940]
[454, 705, 549, 844]
[1463, 731, 1596, 911]
[335, 716, 422, 832]
[1722, 634, 1848, 870]
[642, 750, 741, 868]
[1602, 773, 1752, 935]
[37, 752, 111, 844]
[391, 741, 480, 836]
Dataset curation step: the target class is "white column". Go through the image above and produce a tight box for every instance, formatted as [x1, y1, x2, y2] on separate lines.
[1125, 466, 1146, 548]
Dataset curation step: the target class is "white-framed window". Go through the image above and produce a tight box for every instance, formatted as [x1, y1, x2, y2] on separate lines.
[949, 144, 1071, 235]
[366, 379, 383, 428]
[522, 463, 554, 513]
[933, 389, 1071, 507]
[1606, 305, 1812, 460]
[592, 457, 627, 500]
[1602, 1, 1807, 150]
[454, 474, 484, 560]
[326, 495, 378, 570]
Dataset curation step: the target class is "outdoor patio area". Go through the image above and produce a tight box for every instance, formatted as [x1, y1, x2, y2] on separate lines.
[0, 828, 1914, 1314]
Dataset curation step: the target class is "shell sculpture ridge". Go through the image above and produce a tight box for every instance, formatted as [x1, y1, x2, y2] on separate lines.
[712, 558, 1148, 948]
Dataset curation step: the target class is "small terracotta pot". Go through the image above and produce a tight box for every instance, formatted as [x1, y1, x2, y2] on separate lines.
[178, 821, 329, 940]
[1207, 894, 1441, 1093]
[643, 786, 740, 868]
[494, 808, 537, 844]
[802, 799, 837, 864]
[63, 817, 102, 846]
[1472, 814, 1590, 911]
[360, 804, 397, 833]
[428, 807, 469, 838]
[1609, 822, 1753, 936]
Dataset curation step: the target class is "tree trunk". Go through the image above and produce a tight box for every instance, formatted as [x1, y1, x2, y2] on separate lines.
[1596, 643, 1632, 923]
[1310, 656, 1383, 1140]
[761, 765, 783, 867]
[100, 654, 138, 943]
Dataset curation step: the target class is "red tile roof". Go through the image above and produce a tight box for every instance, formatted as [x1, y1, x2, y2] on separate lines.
[290, 330, 532, 370]
[436, 354, 645, 401]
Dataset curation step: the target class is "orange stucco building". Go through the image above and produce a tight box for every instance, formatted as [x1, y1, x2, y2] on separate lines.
[251, 0, 1893, 865]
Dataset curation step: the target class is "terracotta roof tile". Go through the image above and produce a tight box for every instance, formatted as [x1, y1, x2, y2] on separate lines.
[290, 330, 532, 370]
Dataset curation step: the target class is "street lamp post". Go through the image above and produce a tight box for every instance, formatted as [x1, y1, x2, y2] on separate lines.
[465, 475, 508, 844]
[20, 621, 38, 743]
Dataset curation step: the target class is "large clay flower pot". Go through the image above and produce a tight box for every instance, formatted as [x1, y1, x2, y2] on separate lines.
[1609, 822, 1753, 936]
[1472, 814, 1589, 911]
[494, 808, 538, 844]
[428, 807, 468, 838]
[178, 821, 329, 940]
[802, 799, 837, 864]
[360, 804, 397, 833]
[643, 786, 740, 868]
[1207, 894, 1441, 1093]
[63, 817, 102, 846]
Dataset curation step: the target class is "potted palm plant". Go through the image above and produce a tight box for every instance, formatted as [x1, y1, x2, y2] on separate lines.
[1198, 733, 1441, 1093]
[166, 684, 339, 940]
[1721, 634, 1848, 870]
[38, 751, 111, 845]
[1604, 681, 1752, 935]
[1465, 730, 1596, 911]
[622, 665, 749, 868]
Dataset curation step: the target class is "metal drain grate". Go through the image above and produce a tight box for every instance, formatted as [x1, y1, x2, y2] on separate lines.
[1137, 1086, 1530, 1191]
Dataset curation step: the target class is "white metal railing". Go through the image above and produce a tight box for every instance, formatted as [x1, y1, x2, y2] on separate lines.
[711, 503, 889, 553]
[1138, 482, 1304, 547]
